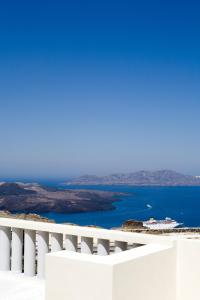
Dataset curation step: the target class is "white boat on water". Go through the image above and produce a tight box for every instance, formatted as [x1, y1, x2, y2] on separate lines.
[146, 204, 152, 209]
[143, 217, 181, 230]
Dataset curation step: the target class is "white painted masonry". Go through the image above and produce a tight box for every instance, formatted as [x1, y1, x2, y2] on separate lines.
[176, 238, 200, 300]
[0, 217, 199, 300]
[46, 244, 177, 300]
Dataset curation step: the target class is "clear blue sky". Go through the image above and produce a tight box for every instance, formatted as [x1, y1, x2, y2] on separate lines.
[0, 0, 200, 179]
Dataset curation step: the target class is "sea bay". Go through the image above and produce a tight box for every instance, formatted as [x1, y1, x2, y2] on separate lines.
[41, 185, 200, 229]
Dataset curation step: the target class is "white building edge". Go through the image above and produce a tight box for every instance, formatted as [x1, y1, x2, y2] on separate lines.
[0, 217, 199, 300]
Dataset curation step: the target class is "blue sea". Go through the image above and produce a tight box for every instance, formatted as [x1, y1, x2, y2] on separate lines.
[40, 184, 200, 229]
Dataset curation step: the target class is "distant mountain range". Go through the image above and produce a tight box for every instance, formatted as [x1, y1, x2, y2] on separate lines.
[64, 170, 200, 186]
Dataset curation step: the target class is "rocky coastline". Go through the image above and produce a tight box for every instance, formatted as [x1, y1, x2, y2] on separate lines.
[0, 182, 123, 214]
[0, 210, 54, 222]
[120, 219, 200, 236]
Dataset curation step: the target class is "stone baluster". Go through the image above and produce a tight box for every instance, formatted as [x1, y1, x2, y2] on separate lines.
[115, 241, 128, 253]
[11, 228, 23, 272]
[24, 229, 36, 276]
[37, 231, 49, 278]
[81, 237, 93, 254]
[97, 239, 110, 255]
[51, 233, 63, 252]
[65, 235, 78, 252]
[0, 226, 11, 270]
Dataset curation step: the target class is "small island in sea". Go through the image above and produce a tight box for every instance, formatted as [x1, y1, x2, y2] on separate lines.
[0, 182, 123, 214]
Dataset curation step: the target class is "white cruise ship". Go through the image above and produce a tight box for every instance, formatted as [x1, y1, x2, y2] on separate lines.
[143, 217, 181, 230]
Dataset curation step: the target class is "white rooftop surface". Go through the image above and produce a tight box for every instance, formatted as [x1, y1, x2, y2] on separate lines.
[0, 271, 45, 300]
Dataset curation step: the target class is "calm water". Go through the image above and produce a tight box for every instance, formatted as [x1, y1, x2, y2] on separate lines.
[40, 185, 200, 228]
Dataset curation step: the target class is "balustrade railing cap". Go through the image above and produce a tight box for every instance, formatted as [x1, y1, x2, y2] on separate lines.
[0, 217, 175, 245]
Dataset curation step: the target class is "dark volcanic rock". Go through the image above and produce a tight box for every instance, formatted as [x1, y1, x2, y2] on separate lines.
[0, 182, 122, 214]
[0, 183, 36, 196]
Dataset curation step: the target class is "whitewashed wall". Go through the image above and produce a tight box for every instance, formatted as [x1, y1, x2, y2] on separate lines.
[176, 238, 200, 300]
[45, 244, 177, 300]
[113, 244, 176, 300]
[1, 217, 200, 300]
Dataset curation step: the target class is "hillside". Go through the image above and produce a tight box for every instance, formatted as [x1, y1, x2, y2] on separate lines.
[65, 170, 200, 186]
[0, 182, 122, 213]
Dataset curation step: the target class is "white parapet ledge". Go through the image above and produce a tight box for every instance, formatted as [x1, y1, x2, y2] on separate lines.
[46, 243, 173, 265]
[0, 217, 175, 245]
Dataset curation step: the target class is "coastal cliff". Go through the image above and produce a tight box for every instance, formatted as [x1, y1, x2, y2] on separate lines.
[0, 182, 122, 214]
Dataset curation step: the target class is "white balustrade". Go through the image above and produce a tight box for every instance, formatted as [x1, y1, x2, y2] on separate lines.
[97, 238, 110, 255]
[51, 232, 63, 252]
[37, 231, 49, 278]
[0, 217, 173, 281]
[65, 235, 78, 252]
[81, 237, 93, 254]
[0, 226, 11, 270]
[11, 228, 23, 272]
[24, 229, 36, 276]
[115, 241, 128, 253]
[1, 216, 195, 300]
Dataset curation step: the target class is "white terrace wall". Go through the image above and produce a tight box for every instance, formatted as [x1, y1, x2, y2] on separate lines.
[45, 236, 200, 300]
[113, 244, 176, 300]
[1, 217, 200, 300]
[45, 243, 177, 300]
[176, 238, 200, 300]
[0, 217, 174, 280]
